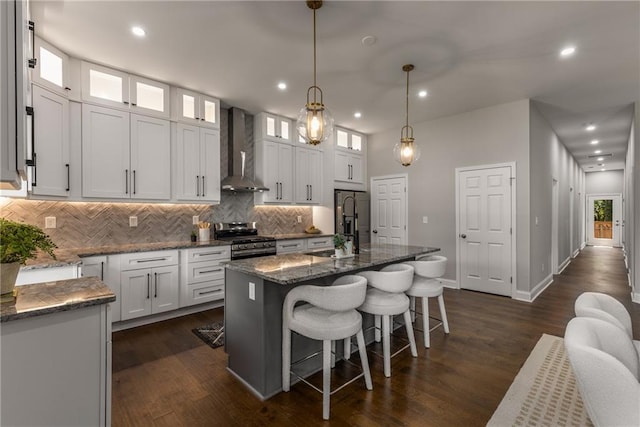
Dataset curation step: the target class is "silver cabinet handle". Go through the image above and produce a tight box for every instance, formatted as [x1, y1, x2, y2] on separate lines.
[196, 251, 224, 257]
[200, 268, 224, 274]
[134, 257, 169, 263]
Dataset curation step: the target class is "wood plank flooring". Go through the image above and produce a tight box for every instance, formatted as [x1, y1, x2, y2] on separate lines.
[112, 246, 638, 426]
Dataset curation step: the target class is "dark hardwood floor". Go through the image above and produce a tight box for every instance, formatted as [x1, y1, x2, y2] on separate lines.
[112, 246, 638, 426]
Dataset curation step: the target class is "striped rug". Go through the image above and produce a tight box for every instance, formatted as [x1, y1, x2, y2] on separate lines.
[487, 334, 593, 426]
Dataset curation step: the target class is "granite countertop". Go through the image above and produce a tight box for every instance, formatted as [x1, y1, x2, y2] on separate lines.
[224, 243, 440, 285]
[264, 233, 334, 240]
[0, 276, 116, 322]
[22, 240, 232, 270]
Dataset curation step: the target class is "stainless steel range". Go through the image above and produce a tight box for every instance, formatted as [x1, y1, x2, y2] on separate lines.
[214, 222, 276, 260]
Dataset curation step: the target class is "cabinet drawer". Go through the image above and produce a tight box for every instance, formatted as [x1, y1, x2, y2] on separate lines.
[183, 281, 224, 307]
[276, 239, 305, 254]
[186, 246, 230, 263]
[187, 263, 225, 284]
[120, 250, 178, 271]
[306, 237, 333, 251]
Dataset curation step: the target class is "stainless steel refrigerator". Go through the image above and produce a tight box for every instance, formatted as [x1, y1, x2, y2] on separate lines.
[335, 190, 370, 253]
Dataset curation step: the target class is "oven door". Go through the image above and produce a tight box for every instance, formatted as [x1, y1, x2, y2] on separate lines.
[231, 248, 277, 260]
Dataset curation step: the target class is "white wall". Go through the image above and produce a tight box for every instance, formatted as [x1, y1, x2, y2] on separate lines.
[367, 99, 530, 288]
[626, 104, 639, 301]
[585, 170, 624, 194]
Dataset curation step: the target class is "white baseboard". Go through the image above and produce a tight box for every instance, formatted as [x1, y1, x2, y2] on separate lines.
[514, 274, 554, 303]
[572, 248, 580, 258]
[113, 300, 224, 332]
[558, 257, 571, 274]
[632, 291, 640, 304]
[580, 242, 586, 250]
[441, 278, 459, 289]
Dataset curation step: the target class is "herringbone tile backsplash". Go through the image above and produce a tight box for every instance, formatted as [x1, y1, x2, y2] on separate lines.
[0, 109, 313, 250]
[0, 199, 312, 250]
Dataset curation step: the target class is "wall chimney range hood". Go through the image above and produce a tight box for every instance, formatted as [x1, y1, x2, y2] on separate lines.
[221, 108, 269, 192]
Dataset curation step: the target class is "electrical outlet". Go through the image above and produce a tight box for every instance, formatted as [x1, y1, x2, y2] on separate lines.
[192, 215, 200, 225]
[129, 216, 138, 227]
[249, 282, 255, 300]
[45, 217, 56, 229]
[535, 216, 539, 226]
[422, 216, 428, 224]
[297, 216, 302, 223]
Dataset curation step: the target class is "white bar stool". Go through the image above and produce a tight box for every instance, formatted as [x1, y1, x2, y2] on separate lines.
[404, 255, 449, 348]
[282, 275, 373, 420]
[356, 263, 418, 378]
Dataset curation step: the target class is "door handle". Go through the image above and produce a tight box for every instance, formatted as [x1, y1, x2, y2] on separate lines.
[372, 230, 378, 234]
[460, 234, 467, 239]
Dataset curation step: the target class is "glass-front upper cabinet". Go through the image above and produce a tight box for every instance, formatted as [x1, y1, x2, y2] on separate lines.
[335, 126, 364, 152]
[81, 61, 170, 118]
[32, 37, 69, 96]
[255, 112, 293, 143]
[172, 88, 219, 129]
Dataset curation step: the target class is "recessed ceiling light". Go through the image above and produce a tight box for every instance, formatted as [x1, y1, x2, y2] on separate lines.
[131, 26, 146, 37]
[594, 150, 601, 154]
[591, 139, 599, 145]
[361, 35, 377, 47]
[418, 90, 428, 98]
[586, 124, 596, 132]
[560, 46, 576, 57]
[354, 112, 362, 118]
[277, 82, 287, 90]
[597, 157, 604, 161]
[601, 168, 606, 172]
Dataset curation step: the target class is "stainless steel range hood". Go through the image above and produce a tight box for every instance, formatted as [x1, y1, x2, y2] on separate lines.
[221, 108, 269, 192]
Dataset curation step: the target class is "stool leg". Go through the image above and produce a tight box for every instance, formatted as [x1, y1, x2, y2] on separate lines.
[331, 341, 336, 368]
[410, 296, 416, 322]
[323, 339, 332, 420]
[382, 315, 391, 377]
[438, 294, 450, 334]
[422, 296, 430, 348]
[375, 315, 381, 342]
[282, 328, 291, 392]
[403, 309, 418, 357]
[344, 337, 352, 360]
[356, 330, 373, 390]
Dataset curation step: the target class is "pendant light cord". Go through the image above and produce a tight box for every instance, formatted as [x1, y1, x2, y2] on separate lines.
[405, 68, 410, 128]
[313, 7, 317, 103]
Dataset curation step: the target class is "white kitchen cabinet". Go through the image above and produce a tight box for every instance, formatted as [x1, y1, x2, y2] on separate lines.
[81, 255, 122, 322]
[172, 87, 219, 129]
[120, 250, 179, 321]
[255, 140, 293, 204]
[180, 246, 230, 307]
[31, 84, 70, 197]
[174, 123, 221, 203]
[255, 112, 293, 143]
[294, 146, 322, 204]
[82, 104, 170, 200]
[16, 264, 80, 285]
[81, 61, 170, 119]
[335, 151, 363, 184]
[276, 239, 306, 254]
[305, 236, 333, 252]
[32, 37, 70, 97]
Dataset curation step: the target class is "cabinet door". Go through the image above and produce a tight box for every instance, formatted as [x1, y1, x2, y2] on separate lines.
[260, 141, 280, 203]
[278, 143, 294, 203]
[130, 114, 170, 200]
[33, 37, 69, 97]
[120, 269, 152, 320]
[130, 75, 170, 119]
[200, 127, 220, 203]
[81, 61, 129, 110]
[174, 88, 201, 126]
[175, 123, 201, 201]
[334, 151, 350, 182]
[308, 149, 322, 203]
[81, 255, 121, 322]
[294, 148, 311, 203]
[32, 85, 70, 196]
[199, 95, 219, 129]
[350, 154, 363, 184]
[151, 265, 179, 314]
[82, 104, 130, 198]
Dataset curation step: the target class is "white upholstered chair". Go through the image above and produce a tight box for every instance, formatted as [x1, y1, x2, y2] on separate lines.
[404, 255, 450, 348]
[564, 317, 640, 427]
[282, 275, 372, 420]
[357, 263, 418, 377]
[574, 291, 640, 355]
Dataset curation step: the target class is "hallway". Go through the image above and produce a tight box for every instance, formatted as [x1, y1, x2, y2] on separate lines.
[111, 246, 637, 426]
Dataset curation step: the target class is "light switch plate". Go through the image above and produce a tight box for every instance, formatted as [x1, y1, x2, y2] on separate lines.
[45, 217, 56, 229]
[129, 216, 138, 227]
[422, 216, 428, 224]
[297, 216, 302, 223]
[192, 215, 199, 225]
[249, 282, 255, 300]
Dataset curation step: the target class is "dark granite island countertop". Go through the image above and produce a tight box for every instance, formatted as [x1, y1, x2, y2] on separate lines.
[224, 243, 440, 400]
[224, 243, 440, 285]
[1, 276, 116, 322]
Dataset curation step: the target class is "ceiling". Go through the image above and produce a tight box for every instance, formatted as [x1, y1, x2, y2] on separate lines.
[30, 1, 639, 172]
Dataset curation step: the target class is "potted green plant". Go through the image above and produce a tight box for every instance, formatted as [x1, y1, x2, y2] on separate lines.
[333, 234, 352, 258]
[0, 218, 57, 299]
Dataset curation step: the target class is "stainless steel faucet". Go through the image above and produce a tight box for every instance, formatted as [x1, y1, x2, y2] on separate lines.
[341, 195, 359, 254]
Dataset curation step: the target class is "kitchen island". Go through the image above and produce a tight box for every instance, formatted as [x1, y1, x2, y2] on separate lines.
[224, 243, 439, 399]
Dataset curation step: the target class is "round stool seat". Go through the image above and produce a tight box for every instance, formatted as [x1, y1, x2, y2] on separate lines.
[406, 276, 443, 298]
[290, 304, 362, 341]
[358, 288, 410, 315]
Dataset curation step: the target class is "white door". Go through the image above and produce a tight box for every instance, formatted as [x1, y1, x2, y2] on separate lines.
[587, 194, 622, 247]
[457, 165, 513, 296]
[371, 175, 407, 244]
[130, 114, 170, 200]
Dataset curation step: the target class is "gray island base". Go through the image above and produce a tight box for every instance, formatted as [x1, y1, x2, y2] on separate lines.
[224, 243, 439, 399]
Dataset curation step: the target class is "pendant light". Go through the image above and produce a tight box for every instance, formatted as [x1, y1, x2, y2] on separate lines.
[296, 0, 333, 145]
[393, 64, 421, 166]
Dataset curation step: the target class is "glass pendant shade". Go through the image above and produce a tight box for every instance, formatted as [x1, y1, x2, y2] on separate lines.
[394, 63, 420, 166]
[296, 88, 334, 145]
